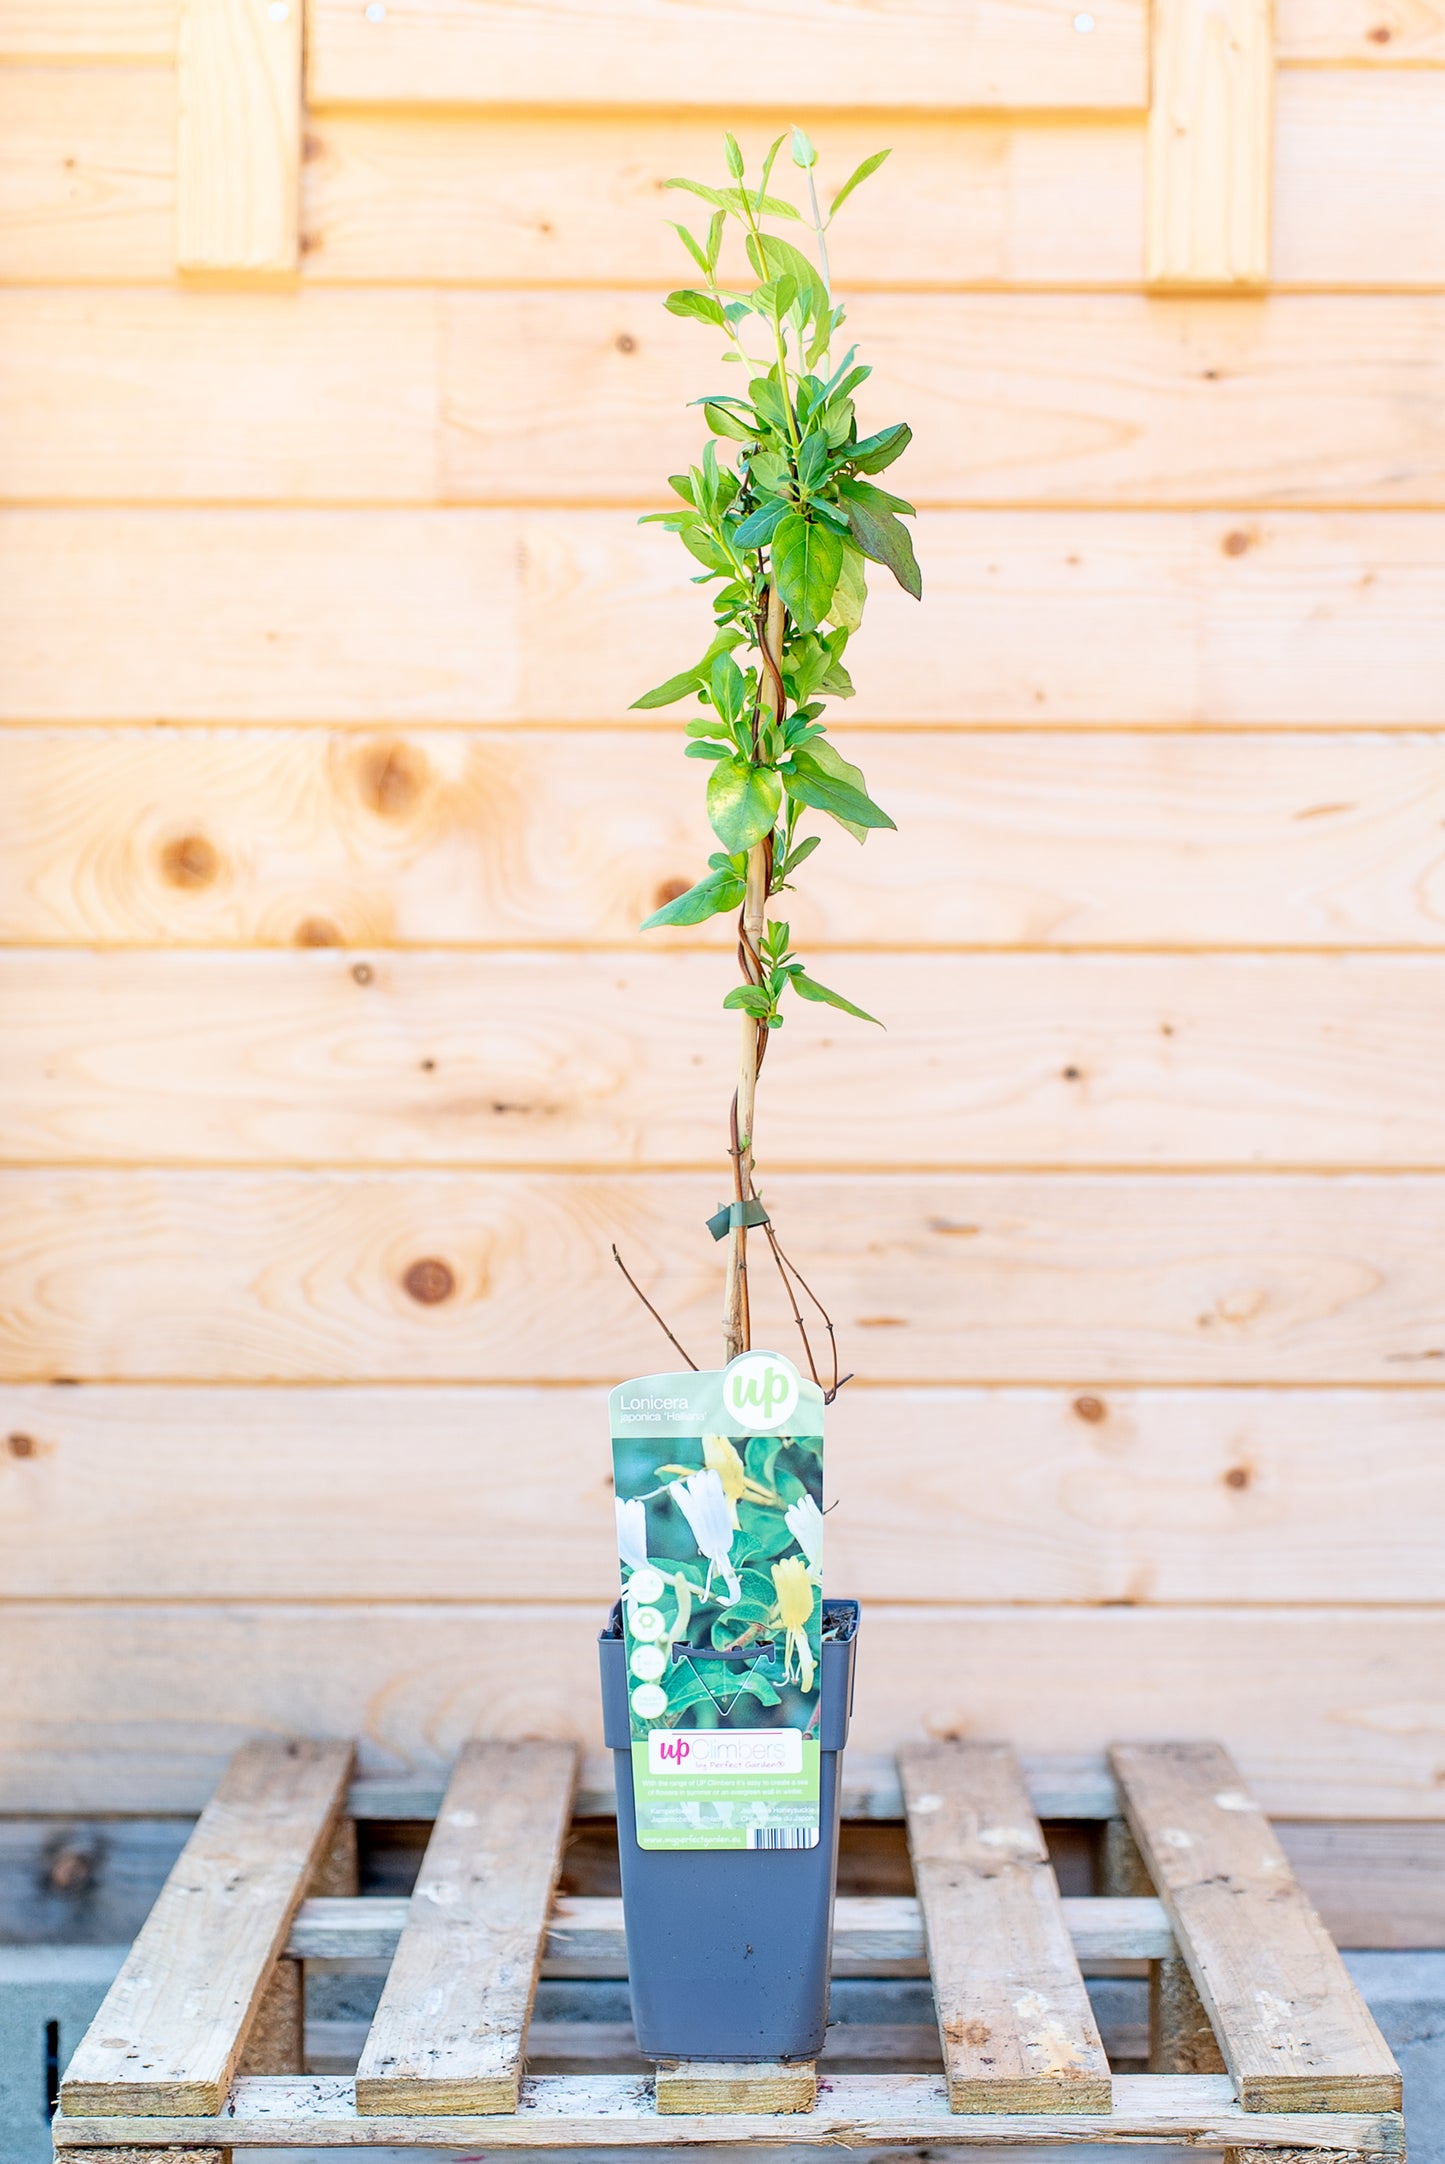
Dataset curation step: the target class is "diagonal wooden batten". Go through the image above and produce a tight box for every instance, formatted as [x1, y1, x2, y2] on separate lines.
[901, 1741, 1112, 2113]
[1109, 1742, 1402, 2113]
[58, 1735, 352, 2117]
[353, 1738, 576, 2115]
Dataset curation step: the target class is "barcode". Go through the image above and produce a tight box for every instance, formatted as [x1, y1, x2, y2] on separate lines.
[745, 1825, 818, 1849]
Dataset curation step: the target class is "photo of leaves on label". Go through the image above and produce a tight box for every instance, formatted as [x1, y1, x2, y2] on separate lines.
[611, 1354, 824, 1849]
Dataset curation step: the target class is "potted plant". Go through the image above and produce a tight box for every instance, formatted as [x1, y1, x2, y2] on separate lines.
[598, 127, 921, 2068]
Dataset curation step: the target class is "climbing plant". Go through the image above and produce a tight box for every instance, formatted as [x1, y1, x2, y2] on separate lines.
[627, 128, 922, 1380]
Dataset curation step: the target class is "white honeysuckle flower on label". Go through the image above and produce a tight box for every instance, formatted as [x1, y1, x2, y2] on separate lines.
[670, 1467, 742, 1603]
[616, 1495, 649, 1574]
[785, 1492, 824, 1578]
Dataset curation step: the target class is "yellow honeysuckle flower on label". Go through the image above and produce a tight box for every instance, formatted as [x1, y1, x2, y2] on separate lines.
[702, 1434, 748, 1525]
[771, 1554, 816, 1694]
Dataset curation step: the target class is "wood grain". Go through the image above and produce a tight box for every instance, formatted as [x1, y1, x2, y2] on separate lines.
[901, 1741, 1110, 2109]
[12, 84, 1445, 291]
[1147, 0, 1273, 288]
[5, 1169, 1445, 1384]
[8, 727, 1445, 952]
[5, 1384, 1442, 1605]
[1111, 1743, 1401, 2111]
[0, 1, 176, 58]
[6, 1605, 1444, 1819]
[1277, 0, 1445, 62]
[176, 0, 301, 278]
[8, 510, 1445, 725]
[10, 290, 1445, 507]
[307, 0, 1148, 113]
[0, 69, 174, 283]
[9, 949, 1445, 1169]
[355, 1740, 575, 2113]
[43, 2071, 1408, 2151]
[654, 2062, 817, 2113]
[58, 1736, 352, 2115]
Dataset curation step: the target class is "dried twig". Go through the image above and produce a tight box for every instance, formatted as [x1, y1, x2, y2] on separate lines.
[611, 1244, 700, 1371]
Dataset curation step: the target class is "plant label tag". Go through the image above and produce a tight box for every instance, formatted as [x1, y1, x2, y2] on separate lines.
[610, 1351, 824, 1851]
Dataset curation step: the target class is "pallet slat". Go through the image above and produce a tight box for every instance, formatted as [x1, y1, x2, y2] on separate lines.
[354, 1740, 576, 2114]
[1147, 0, 1272, 288]
[58, 1737, 352, 2116]
[901, 1741, 1111, 2111]
[176, 0, 301, 277]
[1110, 1743, 1402, 2111]
[286, 1891, 1174, 1970]
[47, 2071, 1408, 2150]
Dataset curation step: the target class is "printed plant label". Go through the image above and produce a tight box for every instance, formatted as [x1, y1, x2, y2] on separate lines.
[610, 1351, 824, 1851]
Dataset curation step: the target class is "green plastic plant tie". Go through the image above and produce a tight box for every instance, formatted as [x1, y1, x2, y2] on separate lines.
[706, 1197, 772, 1241]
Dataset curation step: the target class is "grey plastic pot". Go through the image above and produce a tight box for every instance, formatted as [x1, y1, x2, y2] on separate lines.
[598, 1597, 859, 2063]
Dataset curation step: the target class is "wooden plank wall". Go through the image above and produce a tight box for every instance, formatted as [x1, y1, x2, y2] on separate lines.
[2, 0, 1445, 1820]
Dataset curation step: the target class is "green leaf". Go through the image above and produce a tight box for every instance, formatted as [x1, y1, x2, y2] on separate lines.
[706, 210, 726, 271]
[670, 223, 710, 274]
[725, 131, 745, 181]
[709, 650, 748, 724]
[707, 757, 783, 851]
[703, 400, 755, 444]
[771, 514, 843, 634]
[747, 233, 830, 325]
[791, 126, 817, 170]
[732, 496, 790, 549]
[631, 629, 740, 709]
[797, 431, 831, 492]
[684, 740, 732, 760]
[828, 148, 891, 219]
[665, 288, 725, 328]
[641, 867, 746, 930]
[781, 833, 822, 877]
[791, 970, 882, 1026]
[828, 545, 867, 632]
[759, 132, 786, 196]
[836, 477, 922, 600]
[665, 177, 727, 208]
[786, 739, 895, 840]
[722, 982, 774, 1018]
[848, 421, 912, 474]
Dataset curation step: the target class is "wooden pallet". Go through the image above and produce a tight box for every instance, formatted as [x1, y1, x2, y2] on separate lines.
[51, 1735, 1404, 2161]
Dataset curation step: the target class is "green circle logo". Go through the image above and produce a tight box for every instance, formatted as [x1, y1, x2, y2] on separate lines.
[725, 1353, 799, 1431]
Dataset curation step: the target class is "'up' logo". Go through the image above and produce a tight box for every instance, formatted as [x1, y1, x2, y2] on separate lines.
[724, 1352, 800, 1431]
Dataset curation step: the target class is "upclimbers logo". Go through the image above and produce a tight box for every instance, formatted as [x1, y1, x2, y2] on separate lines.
[725, 1353, 799, 1431]
[649, 1730, 803, 1776]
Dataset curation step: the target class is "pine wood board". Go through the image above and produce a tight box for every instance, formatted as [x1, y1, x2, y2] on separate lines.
[5, 1168, 1445, 1384]
[285, 1891, 1173, 1971]
[354, 1740, 575, 2113]
[8, 726, 1445, 952]
[1110, 1743, 1401, 2110]
[901, 1741, 1110, 2110]
[9, 290, 1445, 508]
[1278, 0, 1445, 62]
[306, 0, 1147, 113]
[10, 949, 1445, 1169]
[0, 68, 175, 282]
[176, 0, 301, 278]
[653, 2061, 817, 2113]
[5, 1605, 1445, 1819]
[10, 81, 1445, 291]
[8, 509, 1445, 725]
[5, 1383, 1442, 1605]
[58, 1737, 352, 2116]
[0, 1, 176, 57]
[1147, 0, 1273, 289]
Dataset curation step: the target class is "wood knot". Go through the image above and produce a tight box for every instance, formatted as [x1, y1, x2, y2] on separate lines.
[352, 961, 374, 986]
[1073, 1394, 1106, 1423]
[1221, 529, 1252, 557]
[159, 834, 219, 890]
[295, 917, 341, 947]
[6, 1431, 36, 1458]
[615, 333, 637, 354]
[1223, 1464, 1250, 1490]
[1367, 21, 1392, 36]
[403, 1257, 455, 1305]
[653, 876, 691, 911]
[357, 739, 427, 819]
